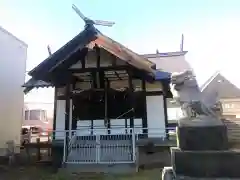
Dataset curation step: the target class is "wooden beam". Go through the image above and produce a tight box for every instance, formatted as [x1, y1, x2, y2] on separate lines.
[111, 55, 123, 80]
[50, 47, 89, 74]
[146, 91, 163, 96]
[68, 65, 129, 73]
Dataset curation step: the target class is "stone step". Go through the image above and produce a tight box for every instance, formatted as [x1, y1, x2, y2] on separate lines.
[62, 163, 136, 174]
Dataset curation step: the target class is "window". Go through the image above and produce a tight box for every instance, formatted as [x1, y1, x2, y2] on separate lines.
[24, 110, 29, 120]
[29, 110, 41, 120]
[24, 109, 48, 122]
[224, 103, 234, 109]
[30, 127, 41, 134]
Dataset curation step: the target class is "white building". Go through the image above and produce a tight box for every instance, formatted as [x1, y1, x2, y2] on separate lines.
[0, 26, 27, 155]
[23, 102, 54, 130]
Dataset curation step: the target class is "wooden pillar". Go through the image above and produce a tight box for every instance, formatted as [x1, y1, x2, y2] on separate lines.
[105, 80, 111, 134]
[128, 70, 134, 128]
[72, 80, 77, 130]
[95, 45, 101, 89]
[162, 81, 169, 139]
[163, 96, 169, 139]
[142, 80, 148, 134]
[65, 83, 71, 133]
[125, 118, 128, 134]
[52, 87, 57, 140]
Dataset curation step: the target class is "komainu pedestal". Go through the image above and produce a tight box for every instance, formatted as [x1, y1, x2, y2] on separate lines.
[176, 119, 228, 151]
[169, 120, 240, 178]
[171, 147, 240, 178]
[162, 70, 240, 179]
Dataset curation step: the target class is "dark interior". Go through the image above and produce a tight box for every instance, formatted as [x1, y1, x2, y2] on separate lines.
[72, 90, 145, 120]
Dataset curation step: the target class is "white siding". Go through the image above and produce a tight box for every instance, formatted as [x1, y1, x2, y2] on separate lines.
[110, 119, 125, 134]
[55, 100, 65, 139]
[146, 95, 166, 138]
[55, 100, 72, 139]
[0, 27, 27, 155]
[55, 96, 166, 137]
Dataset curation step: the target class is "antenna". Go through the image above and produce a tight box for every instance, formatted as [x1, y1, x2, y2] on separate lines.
[180, 34, 184, 52]
[72, 4, 115, 27]
[47, 45, 52, 56]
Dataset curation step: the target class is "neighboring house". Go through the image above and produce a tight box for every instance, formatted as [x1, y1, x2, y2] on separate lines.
[144, 51, 193, 123]
[201, 71, 240, 142]
[23, 102, 54, 131]
[0, 26, 27, 155]
[143, 51, 192, 73]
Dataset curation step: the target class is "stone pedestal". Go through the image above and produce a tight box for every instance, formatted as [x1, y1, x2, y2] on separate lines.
[162, 118, 240, 179]
[176, 122, 228, 151]
[171, 147, 240, 178]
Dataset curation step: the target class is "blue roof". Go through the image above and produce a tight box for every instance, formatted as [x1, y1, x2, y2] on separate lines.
[155, 70, 171, 81]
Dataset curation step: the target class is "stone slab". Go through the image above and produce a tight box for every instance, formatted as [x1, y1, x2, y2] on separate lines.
[171, 147, 240, 178]
[176, 124, 228, 150]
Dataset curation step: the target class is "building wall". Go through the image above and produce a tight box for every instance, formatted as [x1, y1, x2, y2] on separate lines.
[54, 95, 166, 139]
[221, 98, 240, 117]
[146, 53, 191, 124]
[0, 26, 27, 155]
[146, 54, 192, 73]
[220, 98, 240, 142]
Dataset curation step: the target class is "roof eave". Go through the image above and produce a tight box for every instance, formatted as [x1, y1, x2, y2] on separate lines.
[28, 26, 99, 78]
[200, 71, 221, 92]
[143, 51, 188, 58]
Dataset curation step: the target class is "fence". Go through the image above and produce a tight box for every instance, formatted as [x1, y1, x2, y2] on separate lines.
[62, 127, 176, 164]
[20, 127, 176, 164]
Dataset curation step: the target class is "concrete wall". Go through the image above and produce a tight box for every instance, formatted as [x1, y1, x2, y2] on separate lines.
[0, 26, 27, 155]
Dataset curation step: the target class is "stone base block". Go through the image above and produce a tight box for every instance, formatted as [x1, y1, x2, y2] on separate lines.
[171, 147, 240, 178]
[176, 123, 228, 150]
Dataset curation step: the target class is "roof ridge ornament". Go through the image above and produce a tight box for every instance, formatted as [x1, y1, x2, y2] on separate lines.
[72, 4, 115, 28]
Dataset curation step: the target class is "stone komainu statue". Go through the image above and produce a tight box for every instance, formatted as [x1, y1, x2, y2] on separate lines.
[170, 70, 222, 121]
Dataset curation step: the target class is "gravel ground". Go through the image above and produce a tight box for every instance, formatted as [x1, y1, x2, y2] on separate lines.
[0, 165, 161, 180]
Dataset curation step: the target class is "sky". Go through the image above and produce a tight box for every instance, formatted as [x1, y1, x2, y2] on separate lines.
[0, 0, 240, 103]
